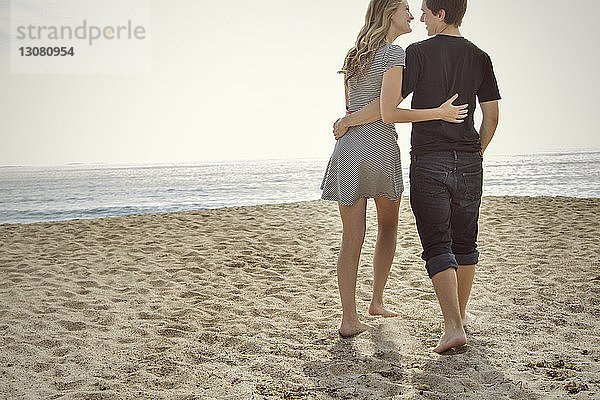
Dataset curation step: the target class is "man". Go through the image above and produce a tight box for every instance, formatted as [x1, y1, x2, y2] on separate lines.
[334, 0, 500, 353]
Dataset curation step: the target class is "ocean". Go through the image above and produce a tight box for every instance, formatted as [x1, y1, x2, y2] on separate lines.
[1, 151, 599, 225]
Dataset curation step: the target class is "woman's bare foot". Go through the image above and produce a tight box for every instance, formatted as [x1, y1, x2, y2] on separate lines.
[433, 328, 467, 354]
[339, 321, 372, 338]
[368, 302, 399, 317]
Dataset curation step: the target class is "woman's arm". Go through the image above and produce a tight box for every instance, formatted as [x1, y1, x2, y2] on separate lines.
[380, 67, 467, 124]
[344, 79, 349, 110]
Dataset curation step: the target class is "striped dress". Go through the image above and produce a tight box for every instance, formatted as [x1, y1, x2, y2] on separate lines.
[321, 43, 406, 205]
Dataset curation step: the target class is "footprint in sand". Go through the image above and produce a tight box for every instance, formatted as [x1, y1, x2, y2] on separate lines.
[57, 320, 87, 331]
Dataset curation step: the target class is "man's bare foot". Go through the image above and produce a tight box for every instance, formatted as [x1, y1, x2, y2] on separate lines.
[433, 328, 467, 354]
[339, 321, 372, 338]
[368, 302, 399, 317]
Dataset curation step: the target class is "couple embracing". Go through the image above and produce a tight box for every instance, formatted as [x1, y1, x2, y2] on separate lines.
[320, 0, 500, 354]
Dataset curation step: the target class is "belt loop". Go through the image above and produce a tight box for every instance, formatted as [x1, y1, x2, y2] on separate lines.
[453, 150, 458, 161]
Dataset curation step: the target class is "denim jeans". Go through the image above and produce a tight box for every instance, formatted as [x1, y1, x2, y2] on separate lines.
[409, 151, 483, 278]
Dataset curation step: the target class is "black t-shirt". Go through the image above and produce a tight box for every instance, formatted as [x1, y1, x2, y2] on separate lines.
[401, 35, 501, 155]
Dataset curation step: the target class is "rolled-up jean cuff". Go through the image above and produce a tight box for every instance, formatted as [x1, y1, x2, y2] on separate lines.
[455, 250, 479, 266]
[426, 253, 458, 279]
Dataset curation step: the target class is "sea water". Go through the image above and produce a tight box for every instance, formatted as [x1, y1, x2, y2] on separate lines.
[1, 151, 599, 224]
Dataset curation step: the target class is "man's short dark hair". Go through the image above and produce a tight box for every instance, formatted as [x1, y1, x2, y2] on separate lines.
[425, 0, 467, 27]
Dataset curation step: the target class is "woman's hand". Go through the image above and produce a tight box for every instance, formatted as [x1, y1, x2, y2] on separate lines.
[333, 117, 349, 140]
[438, 94, 468, 123]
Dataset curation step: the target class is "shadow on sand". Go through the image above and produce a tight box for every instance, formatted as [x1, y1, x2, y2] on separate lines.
[302, 323, 541, 399]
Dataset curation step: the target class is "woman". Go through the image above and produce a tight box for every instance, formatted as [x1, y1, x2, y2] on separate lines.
[320, 0, 467, 338]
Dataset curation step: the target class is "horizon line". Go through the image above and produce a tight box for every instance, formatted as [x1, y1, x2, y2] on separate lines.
[1, 148, 600, 169]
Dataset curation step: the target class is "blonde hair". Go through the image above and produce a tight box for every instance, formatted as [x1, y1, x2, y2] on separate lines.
[340, 0, 404, 86]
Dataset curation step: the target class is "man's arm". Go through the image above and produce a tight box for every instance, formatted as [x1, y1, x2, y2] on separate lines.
[333, 67, 467, 139]
[479, 100, 499, 155]
[333, 97, 381, 139]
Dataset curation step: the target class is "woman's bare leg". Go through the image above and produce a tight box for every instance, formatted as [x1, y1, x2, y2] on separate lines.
[369, 196, 401, 317]
[337, 197, 371, 337]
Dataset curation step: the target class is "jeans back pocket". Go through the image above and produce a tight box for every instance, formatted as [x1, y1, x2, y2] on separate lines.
[410, 166, 448, 196]
[462, 169, 483, 200]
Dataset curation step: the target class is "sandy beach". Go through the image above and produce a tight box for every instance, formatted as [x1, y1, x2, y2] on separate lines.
[1, 196, 599, 399]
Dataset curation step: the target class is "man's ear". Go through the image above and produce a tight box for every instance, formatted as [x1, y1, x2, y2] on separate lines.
[437, 9, 446, 22]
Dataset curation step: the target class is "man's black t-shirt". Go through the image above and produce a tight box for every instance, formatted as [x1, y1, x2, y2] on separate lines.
[401, 35, 501, 155]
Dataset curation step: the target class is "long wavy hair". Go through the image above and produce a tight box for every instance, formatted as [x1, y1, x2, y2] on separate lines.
[340, 0, 404, 86]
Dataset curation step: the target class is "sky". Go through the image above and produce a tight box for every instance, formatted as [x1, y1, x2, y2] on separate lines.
[1, 0, 599, 167]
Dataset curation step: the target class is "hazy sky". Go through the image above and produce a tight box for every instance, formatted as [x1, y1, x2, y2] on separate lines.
[1, 0, 599, 166]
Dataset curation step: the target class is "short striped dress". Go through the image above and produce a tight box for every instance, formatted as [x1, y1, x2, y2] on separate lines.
[321, 43, 406, 206]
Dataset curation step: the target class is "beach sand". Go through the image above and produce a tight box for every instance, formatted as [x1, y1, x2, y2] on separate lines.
[1, 196, 599, 399]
